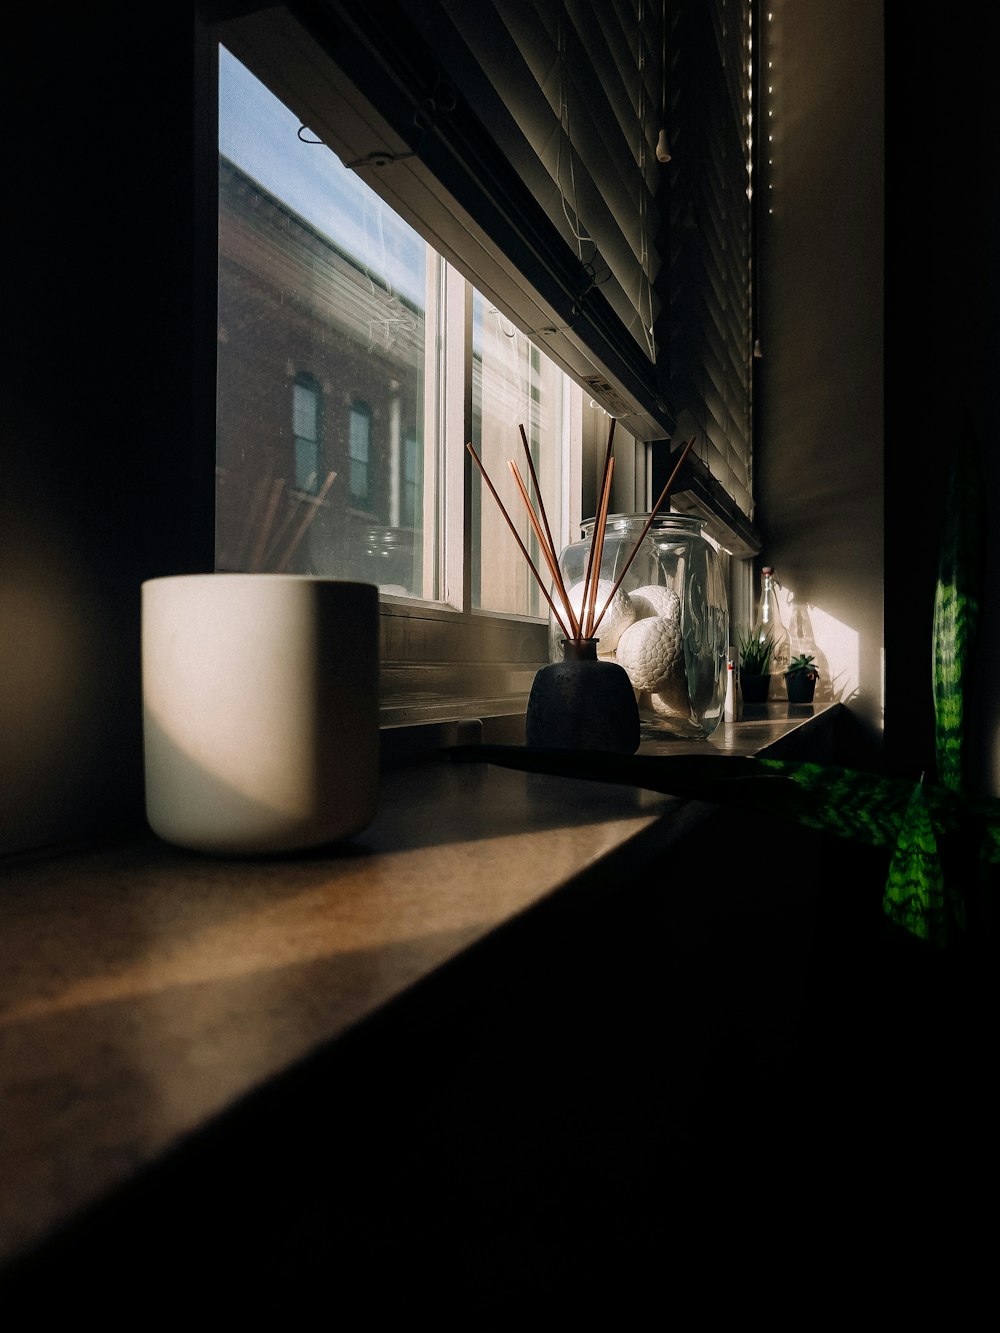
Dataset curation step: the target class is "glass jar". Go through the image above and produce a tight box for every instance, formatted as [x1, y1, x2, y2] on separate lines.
[548, 513, 729, 739]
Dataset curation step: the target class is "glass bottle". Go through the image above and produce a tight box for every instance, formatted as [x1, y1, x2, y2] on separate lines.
[753, 565, 790, 679]
[549, 513, 729, 739]
[786, 593, 828, 692]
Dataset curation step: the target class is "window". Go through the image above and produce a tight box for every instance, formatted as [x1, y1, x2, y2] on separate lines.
[471, 293, 569, 619]
[293, 374, 323, 493]
[214, 38, 585, 663]
[215, 44, 436, 593]
[399, 430, 420, 530]
[347, 399, 372, 510]
[210, 1, 761, 712]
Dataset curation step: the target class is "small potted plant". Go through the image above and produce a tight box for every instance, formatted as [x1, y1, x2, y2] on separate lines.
[784, 652, 820, 703]
[736, 625, 775, 703]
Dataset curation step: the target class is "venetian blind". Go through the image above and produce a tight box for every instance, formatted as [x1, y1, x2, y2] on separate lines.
[434, 0, 668, 407]
[664, 0, 756, 525]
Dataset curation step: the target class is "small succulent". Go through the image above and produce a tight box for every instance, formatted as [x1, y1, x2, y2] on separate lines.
[736, 624, 775, 675]
[786, 652, 819, 676]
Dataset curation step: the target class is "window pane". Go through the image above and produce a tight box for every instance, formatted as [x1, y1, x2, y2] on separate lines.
[471, 295, 566, 617]
[292, 376, 321, 493]
[215, 46, 437, 597]
[292, 380, 318, 442]
[294, 439, 319, 494]
[348, 402, 372, 510]
[401, 432, 420, 531]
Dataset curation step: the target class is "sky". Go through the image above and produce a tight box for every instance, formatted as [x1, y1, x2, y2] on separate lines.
[218, 45, 425, 305]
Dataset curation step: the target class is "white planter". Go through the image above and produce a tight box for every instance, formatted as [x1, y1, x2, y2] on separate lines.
[141, 574, 379, 854]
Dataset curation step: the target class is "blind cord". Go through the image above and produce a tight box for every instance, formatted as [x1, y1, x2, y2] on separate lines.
[635, 0, 656, 362]
[657, 0, 671, 161]
[556, 7, 595, 264]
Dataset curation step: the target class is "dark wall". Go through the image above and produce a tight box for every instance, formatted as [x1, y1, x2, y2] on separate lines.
[754, 1, 885, 761]
[2, 6, 216, 852]
[884, 13, 1000, 790]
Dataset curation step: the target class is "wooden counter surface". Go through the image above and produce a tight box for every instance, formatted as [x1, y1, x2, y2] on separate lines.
[0, 703, 838, 1283]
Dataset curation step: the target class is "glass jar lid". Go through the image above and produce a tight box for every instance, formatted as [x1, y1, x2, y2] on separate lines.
[578, 511, 707, 540]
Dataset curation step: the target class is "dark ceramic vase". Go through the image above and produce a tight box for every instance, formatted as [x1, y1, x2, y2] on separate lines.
[785, 671, 817, 703]
[525, 638, 640, 753]
[739, 671, 771, 704]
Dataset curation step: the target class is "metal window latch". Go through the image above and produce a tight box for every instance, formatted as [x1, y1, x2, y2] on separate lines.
[343, 148, 418, 170]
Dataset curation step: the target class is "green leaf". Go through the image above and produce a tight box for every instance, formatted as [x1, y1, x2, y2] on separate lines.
[882, 776, 949, 946]
[933, 413, 986, 793]
[736, 624, 775, 675]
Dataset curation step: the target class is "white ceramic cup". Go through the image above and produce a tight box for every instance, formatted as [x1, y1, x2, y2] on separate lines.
[141, 574, 379, 854]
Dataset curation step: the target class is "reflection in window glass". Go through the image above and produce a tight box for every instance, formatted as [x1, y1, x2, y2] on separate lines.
[293, 375, 322, 493]
[401, 431, 420, 530]
[214, 46, 434, 595]
[471, 295, 566, 617]
[348, 401, 372, 510]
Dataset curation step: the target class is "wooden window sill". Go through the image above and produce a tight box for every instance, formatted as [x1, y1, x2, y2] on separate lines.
[0, 703, 842, 1296]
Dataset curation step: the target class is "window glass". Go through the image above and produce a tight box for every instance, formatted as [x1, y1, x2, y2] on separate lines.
[292, 375, 322, 493]
[401, 431, 420, 531]
[215, 41, 580, 619]
[215, 45, 435, 595]
[471, 295, 567, 617]
[348, 401, 372, 510]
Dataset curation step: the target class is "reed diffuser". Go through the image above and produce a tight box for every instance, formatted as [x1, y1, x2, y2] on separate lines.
[467, 423, 696, 751]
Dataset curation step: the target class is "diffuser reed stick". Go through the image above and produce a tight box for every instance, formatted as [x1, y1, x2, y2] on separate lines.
[580, 420, 617, 639]
[249, 476, 287, 571]
[591, 435, 696, 634]
[467, 441, 574, 639]
[507, 461, 581, 638]
[518, 424, 582, 637]
[518, 425, 561, 589]
[470, 422, 698, 648]
[274, 469, 338, 571]
[583, 456, 615, 638]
